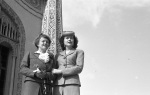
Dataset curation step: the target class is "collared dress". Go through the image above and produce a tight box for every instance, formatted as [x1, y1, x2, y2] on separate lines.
[53, 49, 84, 95]
[20, 51, 55, 95]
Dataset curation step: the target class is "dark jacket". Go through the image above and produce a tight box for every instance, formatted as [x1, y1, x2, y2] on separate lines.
[20, 51, 55, 95]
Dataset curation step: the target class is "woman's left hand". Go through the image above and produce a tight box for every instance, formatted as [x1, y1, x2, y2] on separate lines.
[52, 69, 62, 74]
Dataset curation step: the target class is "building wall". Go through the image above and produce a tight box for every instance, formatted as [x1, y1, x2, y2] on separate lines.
[5, 0, 43, 52]
[1, 0, 62, 95]
[1, 0, 45, 95]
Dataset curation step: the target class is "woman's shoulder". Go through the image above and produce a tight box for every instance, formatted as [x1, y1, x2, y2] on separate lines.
[26, 51, 35, 55]
[24, 51, 35, 58]
[75, 49, 84, 53]
[27, 51, 35, 56]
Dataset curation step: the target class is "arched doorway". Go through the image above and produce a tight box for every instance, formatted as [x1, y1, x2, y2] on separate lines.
[0, 1, 25, 95]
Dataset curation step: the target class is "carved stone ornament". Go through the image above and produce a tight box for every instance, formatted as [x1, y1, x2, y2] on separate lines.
[41, 0, 62, 55]
[15, 0, 46, 18]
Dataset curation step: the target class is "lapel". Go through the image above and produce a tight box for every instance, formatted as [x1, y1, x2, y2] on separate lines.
[59, 49, 76, 58]
[30, 52, 45, 64]
[67, 49, 75, 56]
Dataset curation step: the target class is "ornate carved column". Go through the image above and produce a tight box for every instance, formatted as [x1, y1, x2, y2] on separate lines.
[42, 0, 62, 55]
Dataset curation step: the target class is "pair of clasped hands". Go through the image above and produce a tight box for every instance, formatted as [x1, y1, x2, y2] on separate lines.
[33, 52, 62, 79]
[33, 68, 62, 79]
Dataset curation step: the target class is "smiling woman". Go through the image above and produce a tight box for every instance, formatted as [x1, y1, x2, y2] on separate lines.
[20, 33, 55, 95]
[52, 31, 84, 95]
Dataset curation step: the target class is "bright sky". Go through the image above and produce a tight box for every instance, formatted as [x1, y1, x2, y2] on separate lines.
[62, 0, 150, 95]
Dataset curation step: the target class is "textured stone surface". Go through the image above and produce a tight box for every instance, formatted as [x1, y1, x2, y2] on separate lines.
[42, 0, 62, 55]
[15, 0, 46, 18]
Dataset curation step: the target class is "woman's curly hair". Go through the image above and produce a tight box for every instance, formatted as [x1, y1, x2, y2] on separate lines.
[34, 33, 51, 48]
[59, 35, 78, 50]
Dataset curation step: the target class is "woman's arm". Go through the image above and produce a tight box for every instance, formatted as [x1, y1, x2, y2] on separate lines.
[20, 51, 35, 77]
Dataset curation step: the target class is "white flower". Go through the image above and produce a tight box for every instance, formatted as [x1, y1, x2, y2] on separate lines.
[39, 52, 49, 63]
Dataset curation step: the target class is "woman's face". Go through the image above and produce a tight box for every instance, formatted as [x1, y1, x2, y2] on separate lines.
[64, 35, 74, 48]
[38, 37, 50, 51]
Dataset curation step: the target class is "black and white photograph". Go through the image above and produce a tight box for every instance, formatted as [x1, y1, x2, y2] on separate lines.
[0, 0, 150, 95]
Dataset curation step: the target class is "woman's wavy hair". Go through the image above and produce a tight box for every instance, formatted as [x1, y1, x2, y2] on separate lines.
[34, 33, 51, 49]
[59, 35, 78, 50]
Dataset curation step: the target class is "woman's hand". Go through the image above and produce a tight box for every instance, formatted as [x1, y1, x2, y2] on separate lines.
[33, 68, 41, 73]
[33, 68, 46, 79]
[52, 69, 62, 74]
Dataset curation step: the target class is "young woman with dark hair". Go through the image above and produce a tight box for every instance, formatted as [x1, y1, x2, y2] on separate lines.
[52, 31, 84, 95]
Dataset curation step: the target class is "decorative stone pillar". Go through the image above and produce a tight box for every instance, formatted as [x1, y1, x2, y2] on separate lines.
[42, 0, 62, 55]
